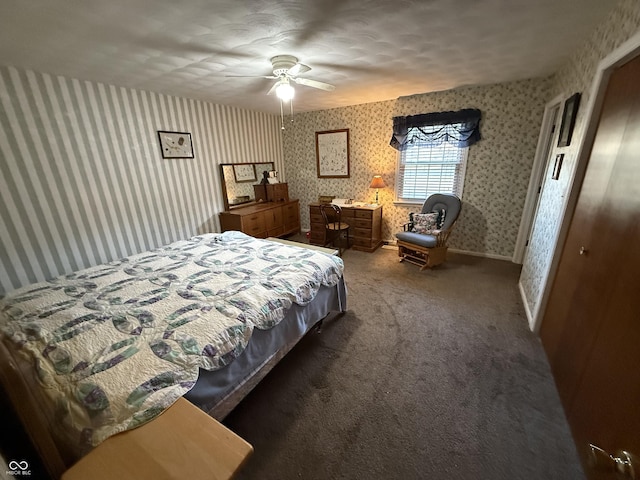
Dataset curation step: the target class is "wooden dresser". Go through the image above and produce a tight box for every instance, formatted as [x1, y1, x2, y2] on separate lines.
[220, 200, 300, 238]
[309, 203, 383, 252]
[253, 182, 289, 203]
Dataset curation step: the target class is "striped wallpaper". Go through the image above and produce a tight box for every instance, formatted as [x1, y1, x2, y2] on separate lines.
[0, 65, 283, 295]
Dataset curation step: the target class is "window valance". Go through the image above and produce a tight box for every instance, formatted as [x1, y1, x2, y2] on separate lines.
[390, 108, 482, 150]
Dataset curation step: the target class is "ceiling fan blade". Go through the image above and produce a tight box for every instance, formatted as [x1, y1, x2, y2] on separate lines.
[293, 77, 335, 91]
[288, 63, 311, 77]
[266, 82, 279, 95]
[225, 75, 278, 79]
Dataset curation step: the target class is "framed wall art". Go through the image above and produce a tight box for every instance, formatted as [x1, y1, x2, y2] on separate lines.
[557, 93, 581, 148]
[233, 164, 257, 183]
[316, 129, 350, 178]
[157, 131, 194, 159]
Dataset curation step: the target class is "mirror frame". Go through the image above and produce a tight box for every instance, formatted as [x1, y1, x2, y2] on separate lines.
[219, 162, 275, 211]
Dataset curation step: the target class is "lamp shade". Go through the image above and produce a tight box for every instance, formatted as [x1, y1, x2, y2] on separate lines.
[369, 175, 385, 189]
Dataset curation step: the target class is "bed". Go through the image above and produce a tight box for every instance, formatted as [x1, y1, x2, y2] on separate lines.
[0, 231, 347, 479]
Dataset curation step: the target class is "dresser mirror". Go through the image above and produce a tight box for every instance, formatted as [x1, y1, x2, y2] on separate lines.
[220, 162, 275, 211]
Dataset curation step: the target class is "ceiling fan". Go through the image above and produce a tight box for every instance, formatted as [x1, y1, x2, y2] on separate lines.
[232, 55, 335, 99]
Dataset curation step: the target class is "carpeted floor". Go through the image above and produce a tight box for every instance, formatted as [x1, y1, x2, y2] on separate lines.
[223, 244, 585, 480]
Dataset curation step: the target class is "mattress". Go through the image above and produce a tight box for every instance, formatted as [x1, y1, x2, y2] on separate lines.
[0, 231, 345, 454]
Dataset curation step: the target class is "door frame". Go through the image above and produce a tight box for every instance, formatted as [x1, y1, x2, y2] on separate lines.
[530, 31, 640, 333]
[513, 95, 563, 264]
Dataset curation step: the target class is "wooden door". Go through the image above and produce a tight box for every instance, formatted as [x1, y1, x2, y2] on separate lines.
[541, 54, 640, 479]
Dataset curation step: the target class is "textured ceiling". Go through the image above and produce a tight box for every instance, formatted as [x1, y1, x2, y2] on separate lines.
[0, 0, 615, 114]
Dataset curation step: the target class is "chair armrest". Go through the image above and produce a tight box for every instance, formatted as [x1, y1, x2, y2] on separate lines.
[402, 222, 413, 232]
[434, 227, 454, 246]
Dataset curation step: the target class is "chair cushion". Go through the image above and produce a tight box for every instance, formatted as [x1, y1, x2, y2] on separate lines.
[421, 194, 461, 230]
[411, 213, 439, 234]
[396, 231, 438, 248]
[327, 222, 349, 231]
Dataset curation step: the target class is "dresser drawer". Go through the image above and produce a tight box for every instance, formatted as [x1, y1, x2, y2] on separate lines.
[264, 206, 283, 231]
[310, 232, 326, 245]
[355, 210, 372, 219]
[354, 227, 372, 238]
[283, 203, 298, 221]
[341, 208, 356, 220]
[242, 212, 266, 236]
[352, 237, 372, 248]
[353, 218, 371, 229]
[267, 225, 285, 237]
[310, 213, 324, 224]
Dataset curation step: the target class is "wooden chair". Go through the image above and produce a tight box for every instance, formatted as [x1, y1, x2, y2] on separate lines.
[395, 194, 461, 270]
[319, 204, 350, 256]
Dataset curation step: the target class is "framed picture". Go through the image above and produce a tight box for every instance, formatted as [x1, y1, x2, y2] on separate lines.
[233, 164, 257, 183]
[157, 131, 194, 159]
[557, 93, 581, 147]
[552, 154, 564, 180]
[316, 129, 350, 178]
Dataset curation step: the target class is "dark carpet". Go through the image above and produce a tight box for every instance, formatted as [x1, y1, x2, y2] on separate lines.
[223, 245, 585, 480]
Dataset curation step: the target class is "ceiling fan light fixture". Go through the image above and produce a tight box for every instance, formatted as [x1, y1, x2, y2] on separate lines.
[275, 79, 294, 101]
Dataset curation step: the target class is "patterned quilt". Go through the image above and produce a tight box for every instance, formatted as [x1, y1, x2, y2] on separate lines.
[0, 232, 344, 447]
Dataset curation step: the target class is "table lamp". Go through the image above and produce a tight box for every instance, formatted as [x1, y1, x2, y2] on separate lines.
[369, 175, 385, 204]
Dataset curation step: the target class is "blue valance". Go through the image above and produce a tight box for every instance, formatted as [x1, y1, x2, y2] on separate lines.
[390, 108, 482, 150]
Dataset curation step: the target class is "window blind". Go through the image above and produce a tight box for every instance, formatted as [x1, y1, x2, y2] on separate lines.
[397, 136, 467, 201]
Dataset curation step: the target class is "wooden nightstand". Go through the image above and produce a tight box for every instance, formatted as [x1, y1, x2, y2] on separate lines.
[62, 398, 253, 480]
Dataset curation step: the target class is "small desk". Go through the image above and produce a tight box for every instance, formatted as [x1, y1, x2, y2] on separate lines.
[309, 203, 383, 252]
[62, 398, 253, 480]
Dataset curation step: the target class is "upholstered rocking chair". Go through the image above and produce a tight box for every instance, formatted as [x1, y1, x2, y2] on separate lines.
[395, 193, 461, 270]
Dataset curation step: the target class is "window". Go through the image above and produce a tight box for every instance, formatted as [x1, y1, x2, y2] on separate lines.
[395, 125, 468, 203]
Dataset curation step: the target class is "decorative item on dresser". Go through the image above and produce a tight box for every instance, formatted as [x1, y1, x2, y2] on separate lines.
[220, 199, 300, 238]
[309, 203, 382, 252]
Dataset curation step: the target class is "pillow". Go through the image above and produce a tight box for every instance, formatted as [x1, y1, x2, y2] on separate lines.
[435, 208, 446, 229]
[411, 212, 439, 234]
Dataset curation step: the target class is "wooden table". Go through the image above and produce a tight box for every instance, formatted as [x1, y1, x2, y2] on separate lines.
[62, 398, 253, 480]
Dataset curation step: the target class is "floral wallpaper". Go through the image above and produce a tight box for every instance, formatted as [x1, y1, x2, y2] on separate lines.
[519, 0, 640, 324]
[282, 78, 550, 259]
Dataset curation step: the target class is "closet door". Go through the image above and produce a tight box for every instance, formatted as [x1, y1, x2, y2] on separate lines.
[541, 54, 640, 479]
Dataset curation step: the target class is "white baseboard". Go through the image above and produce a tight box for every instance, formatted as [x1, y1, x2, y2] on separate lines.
[518, 281, 536, 332]
[447, 248, 512, 262]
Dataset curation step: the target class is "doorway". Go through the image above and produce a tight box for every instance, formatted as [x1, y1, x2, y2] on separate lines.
[514, 98, 562, 265]
[541, 49, 640, 479]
